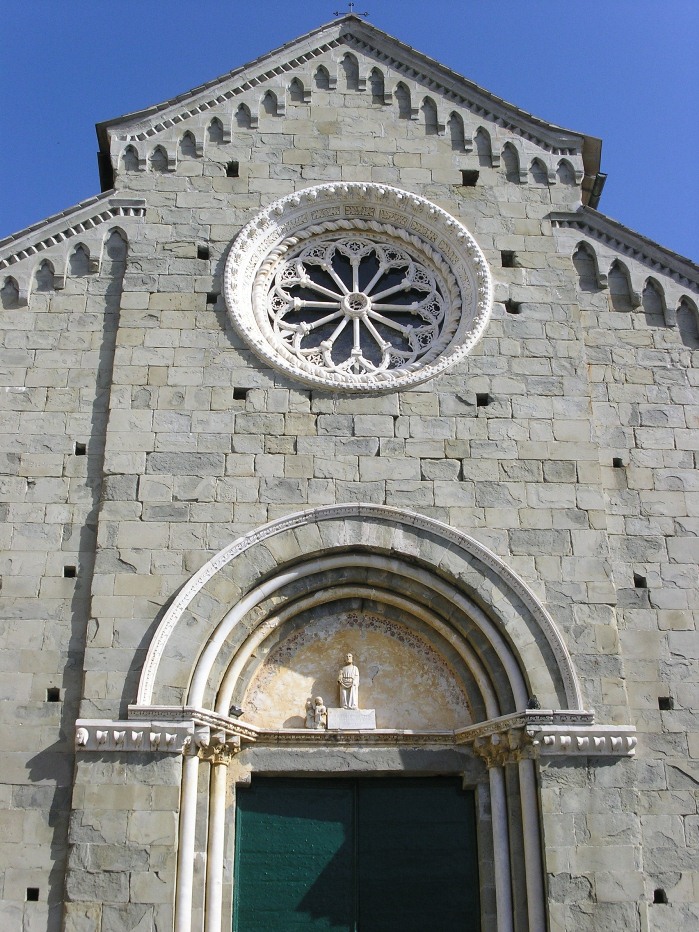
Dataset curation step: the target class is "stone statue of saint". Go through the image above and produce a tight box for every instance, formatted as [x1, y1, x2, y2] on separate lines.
[338, 653, 359, 709]
[305, 696, 327, 730]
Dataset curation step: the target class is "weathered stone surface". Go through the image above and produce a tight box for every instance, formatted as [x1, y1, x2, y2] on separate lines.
[65, 868, 130, 903]
[0, 14, 697, 932]
[326, 708, 376, 730]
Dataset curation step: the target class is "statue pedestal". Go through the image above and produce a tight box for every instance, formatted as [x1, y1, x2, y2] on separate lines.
[327, 708, 376, 731]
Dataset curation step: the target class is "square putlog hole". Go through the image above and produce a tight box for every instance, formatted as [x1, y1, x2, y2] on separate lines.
[460, 169, 479, 187]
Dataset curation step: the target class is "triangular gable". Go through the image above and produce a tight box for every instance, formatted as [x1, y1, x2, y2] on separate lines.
[96, 15, 600, 184]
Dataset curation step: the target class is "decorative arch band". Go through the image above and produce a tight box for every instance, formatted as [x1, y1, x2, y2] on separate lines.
[137, 504, 584, 713]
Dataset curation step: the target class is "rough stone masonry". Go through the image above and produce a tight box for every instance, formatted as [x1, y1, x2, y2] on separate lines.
[0, 13, 697, 932]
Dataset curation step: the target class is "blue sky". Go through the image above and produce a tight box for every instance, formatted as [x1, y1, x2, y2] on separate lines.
[2, 0, 697, 260]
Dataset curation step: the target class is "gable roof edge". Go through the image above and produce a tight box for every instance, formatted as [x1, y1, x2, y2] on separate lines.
[345, 19, 594, 155]
[550, 207, 699, 291]
[96, 16, 599, 178]
[0, 192, 146, 271]
[96, 17, 355, 153]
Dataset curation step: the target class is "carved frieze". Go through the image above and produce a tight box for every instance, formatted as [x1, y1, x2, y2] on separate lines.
[75, 712, 251, 756]
[76, 707, 636, 759]
[74, 719, 194, 754]
[460, 711, 637, 763]
[0, 197, 146, 271]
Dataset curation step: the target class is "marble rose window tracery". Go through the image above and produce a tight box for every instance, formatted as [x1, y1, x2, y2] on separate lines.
[224, 183, 492, 392]
[268, 236, 449, 377]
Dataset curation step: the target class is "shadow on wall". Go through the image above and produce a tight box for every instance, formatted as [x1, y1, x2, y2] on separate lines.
[24, 230, 127, 929]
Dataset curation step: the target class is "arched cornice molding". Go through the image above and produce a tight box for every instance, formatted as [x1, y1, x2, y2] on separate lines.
[0, 194, 145, 272]
[137, 504, 584, 712]
[98, 18, 588, 159]
[551, 207, 699, 292]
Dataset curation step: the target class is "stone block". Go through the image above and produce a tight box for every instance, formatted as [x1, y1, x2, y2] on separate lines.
[313, 457, 357, 481]
[101, 904, 153, 932]
[65, 867, 129, 903]
[594, 870, 645, 903]
[130, 870, 174, 904]
[62, 904, 103, 932]
[574, 844, 639, 872]
[420, 459, 460, 480]
[326, 708, 376, 730]
[126, 811, 178, 847]
[358, 457, 420, 481]
[353, 415, 395, 437]
[146, 452, 224, 474]
[259, 478, 308, 503]
[386, 481, 435, 506]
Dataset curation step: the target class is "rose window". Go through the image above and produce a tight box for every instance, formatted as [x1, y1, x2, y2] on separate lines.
[268, 237, 448, 376]
[224, 183, 492, 392]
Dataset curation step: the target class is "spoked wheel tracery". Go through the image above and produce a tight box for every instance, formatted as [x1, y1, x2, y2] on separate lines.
[224, 183, 493, 391]
[267, 237, 448, 375]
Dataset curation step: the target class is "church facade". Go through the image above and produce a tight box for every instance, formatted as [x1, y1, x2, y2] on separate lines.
[1, 15, 698, 932]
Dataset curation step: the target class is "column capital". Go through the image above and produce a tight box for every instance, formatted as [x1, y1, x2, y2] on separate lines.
[198, 736, 240, 765]
[473, 728, 534, 768]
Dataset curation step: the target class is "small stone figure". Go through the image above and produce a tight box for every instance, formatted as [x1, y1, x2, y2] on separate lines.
[305, 696, 327, 730]
[338, 653, 360, 710]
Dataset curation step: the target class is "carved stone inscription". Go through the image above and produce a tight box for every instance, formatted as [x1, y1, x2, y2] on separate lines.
[326, 708, 377, 731]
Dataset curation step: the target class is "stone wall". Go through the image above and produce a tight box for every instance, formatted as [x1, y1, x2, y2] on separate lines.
[0, 27, 697, 932]
[0, 230, 126, 930]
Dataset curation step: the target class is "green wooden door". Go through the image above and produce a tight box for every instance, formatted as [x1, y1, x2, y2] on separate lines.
[234, 780, 354, 931]
[357, 779, 480, 932]
[234, 778, 480, 931]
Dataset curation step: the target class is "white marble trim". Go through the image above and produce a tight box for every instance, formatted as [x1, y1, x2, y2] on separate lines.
[136, 504, 583, 709]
